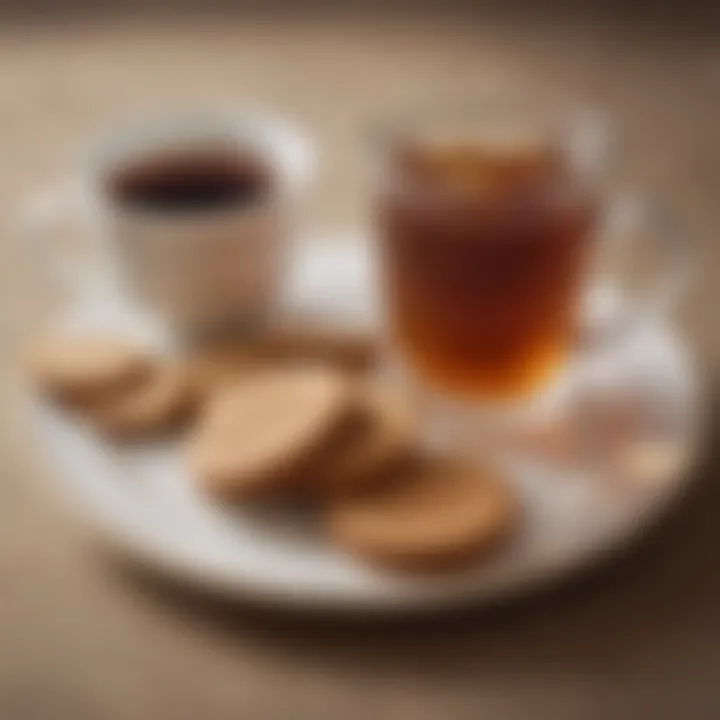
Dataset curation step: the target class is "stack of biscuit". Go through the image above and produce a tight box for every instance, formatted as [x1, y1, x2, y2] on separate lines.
[26, 326, 519, 572]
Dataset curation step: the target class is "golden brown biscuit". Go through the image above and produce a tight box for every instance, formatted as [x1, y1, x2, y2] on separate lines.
[188, 366, 354, 499]
[324, 457, 519, 572]
[91, 363, 197, 439]
[188, 326, 378, 394]
[306, 382, 415, 495]
[26, 334, 154, 406]
[256, 325, 379, 374]
[188, 346, 264, 395]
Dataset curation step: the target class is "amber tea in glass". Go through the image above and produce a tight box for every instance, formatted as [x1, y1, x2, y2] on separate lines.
[377, 120, 597, 401]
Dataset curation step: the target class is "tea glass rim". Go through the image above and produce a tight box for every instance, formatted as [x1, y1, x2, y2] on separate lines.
[369, 96, 610, 185]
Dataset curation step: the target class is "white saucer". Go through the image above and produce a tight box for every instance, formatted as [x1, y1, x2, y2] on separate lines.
[26, 237, 702, 611]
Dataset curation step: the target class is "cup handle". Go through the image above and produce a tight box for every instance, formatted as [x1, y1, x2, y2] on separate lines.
[18, 180, 102, 299]
[599, 194, 694, 324]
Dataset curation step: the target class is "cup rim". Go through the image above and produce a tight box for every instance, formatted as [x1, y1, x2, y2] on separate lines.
[82, 106, 314, 220]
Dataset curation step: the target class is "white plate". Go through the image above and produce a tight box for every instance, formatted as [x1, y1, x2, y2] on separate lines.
[26, 237, 702, 611]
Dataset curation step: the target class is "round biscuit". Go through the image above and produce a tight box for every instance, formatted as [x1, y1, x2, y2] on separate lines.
[188, 346, 264, 395]
[324, 457, 519, 572]
[91, 363, 197, 439]
[308, 382, 415, 494]
[26, 334, 153, 406]
[188, 366, 353, 499]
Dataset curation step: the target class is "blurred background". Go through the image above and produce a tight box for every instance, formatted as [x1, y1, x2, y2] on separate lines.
[1, 2, 718, 719]
[0, 0, 717, 356]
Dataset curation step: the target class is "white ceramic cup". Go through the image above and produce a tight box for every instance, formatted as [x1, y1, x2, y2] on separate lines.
[22, 109, 314, 337]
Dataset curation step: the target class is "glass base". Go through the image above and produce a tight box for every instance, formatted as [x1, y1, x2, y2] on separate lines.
[381, 352, 581, 465]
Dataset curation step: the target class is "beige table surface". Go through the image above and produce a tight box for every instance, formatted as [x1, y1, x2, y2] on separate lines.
[1, 8, 719, 720]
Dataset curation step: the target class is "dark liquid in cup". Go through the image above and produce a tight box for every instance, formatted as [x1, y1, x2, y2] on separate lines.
[379, 140, 595, 399]
[109, 149, 273, 212]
